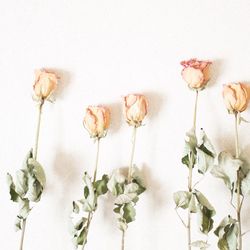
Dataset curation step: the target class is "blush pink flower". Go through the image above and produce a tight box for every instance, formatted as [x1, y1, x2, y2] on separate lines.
[123, 94, 148, 127]
[33, 69, 59, 100]
[223, 83, 250, 113]
[83, 106, 111, 138]
[181, 59, 212, 90]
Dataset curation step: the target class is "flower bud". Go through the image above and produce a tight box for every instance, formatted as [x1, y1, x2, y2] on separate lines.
[33, 69, 58, 100]
[83, 106, 111, 138]
[181, 59, 212, 90]
[123, 94, 148, 127]
[223, 83, 250, 113]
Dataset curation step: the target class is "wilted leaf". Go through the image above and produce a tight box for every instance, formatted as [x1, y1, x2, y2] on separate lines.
[26, 173, 43, 202]
[189, 194, 197, 213]
[94, 174, 109, 196]
[195, 190, 215, 234]
[196, 147, 214, 175]
[118, 218, 128, 231]
[214, 215, 238, 250]
[191, 240, 210, 249]
[73, 201, 80, 214]
[81, 173, 96, 212]
[124, 183, 139, 194]
[6, 173, 19, 202]
[15, 170, 28, 197]
[241, 171, 250, 195]
[28, 158, 46, 187]
[18, 198, 31, 219]
[182, 129, 197, 168]
[14, 217, 22, 231]
[123, 202, 136, 223]
[211, 152, 242, 191]
[107, 170, 125, 196]
[115, 193, 137, 205]
[173, 191, 192, 209]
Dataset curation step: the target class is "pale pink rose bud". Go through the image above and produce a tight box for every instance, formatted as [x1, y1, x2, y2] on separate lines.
[33, 69, 59, 100]
[181, 59, 212, 90]
[83, 106, 111, 138]
[223, 83, 250, 113]
[123, 94, 148, 127]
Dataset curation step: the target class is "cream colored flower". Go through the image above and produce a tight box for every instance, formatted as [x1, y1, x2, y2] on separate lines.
[83, 106, 111, 138]
[123, 94, 148, 127]
[223, 83, 250, 113]
[33, 69, 58, 100]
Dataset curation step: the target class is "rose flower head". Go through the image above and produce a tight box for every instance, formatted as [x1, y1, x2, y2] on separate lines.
[83, 105, 111, 139]
[223, 83, 250, 113]
[181, 58, 212, 90]
[33, 69, 59, 101]
[123, 94, 148, 127]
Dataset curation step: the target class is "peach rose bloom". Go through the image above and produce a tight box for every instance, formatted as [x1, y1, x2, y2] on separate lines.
[33, 69, 58, 100]
[124, 94, 148, 127]
[83, 106, 111, 138]
[223, 83, 250, 113]
[181, 59, 212, 90]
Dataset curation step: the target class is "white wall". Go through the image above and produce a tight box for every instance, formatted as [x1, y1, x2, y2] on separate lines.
[1, 0, 250, 249]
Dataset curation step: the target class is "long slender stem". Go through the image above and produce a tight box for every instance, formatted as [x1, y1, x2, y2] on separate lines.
[120, 126, 138, 250]
[128, 126, 137, 183]
[19, 219, 27, 250]
[187, 90, 199, 250]
[193, 90, 199, 132]
[121, 230, 125, 250]
[93, 139, 100, 183]
[82, 139, 101, 250]
[19, 101, 44, 250]
[235, 112, 242, 250]
[33, 102, 44, 160]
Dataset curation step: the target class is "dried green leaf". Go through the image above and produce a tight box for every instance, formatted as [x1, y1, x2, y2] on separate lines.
[195, 190, 215, 234]
[6, 173, 19, 202]
[214, 215, 238, 250]
[173, 191, 192, 209]
[123, 202, 136, 224]
[94, 174, 109, 196]
[211, 152, 242, 191]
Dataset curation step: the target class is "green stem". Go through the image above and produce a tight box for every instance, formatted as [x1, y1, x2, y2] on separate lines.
[82, 138, 101, 250]
[235, 112, 242, 250]
[19, 101, 44, 250]
[187, 90, 199, 250]
[128, 126, 137, 183]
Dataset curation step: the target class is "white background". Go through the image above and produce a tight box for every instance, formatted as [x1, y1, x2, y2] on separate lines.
[1, 0, 250, 249]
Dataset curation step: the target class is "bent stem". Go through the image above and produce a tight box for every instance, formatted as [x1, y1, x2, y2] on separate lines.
[82, 138, 101, 250]
[187, 90, 199, 250]
[235, 112, 243, 250]
[19, 101, 44, 250]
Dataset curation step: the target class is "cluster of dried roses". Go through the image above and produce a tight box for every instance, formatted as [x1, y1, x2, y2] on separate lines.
[7, 61, 250, 250]
[174, 59, 250, 250]
[7, 69, 148, 250]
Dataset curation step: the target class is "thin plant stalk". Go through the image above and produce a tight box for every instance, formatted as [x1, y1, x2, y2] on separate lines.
[19, 101, 44, 250]
[82, 138, 101, 250]
[121, 230, 125, 250]
[235, 112, 242, 250]
[128, 126, 137, 183]
[121, 126, 137, 250]
[187, 90, 199, 250]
